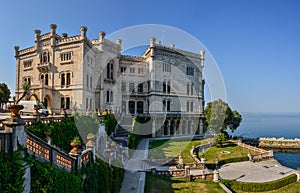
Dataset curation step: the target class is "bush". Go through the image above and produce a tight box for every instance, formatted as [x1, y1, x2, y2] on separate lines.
[82, 158, 124, 193]
[0, 147, 25, 192]
[205, 156, 249, 169]
[30, 157, 83, 193]
[221, 174, 297, 192]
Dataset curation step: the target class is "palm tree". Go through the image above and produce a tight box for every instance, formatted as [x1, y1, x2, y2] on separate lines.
[16, 83, 30, 104]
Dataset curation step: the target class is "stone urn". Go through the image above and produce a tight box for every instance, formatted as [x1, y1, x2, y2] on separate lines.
[44, 131, 51, 138]
[61, 107, 67, 115]
[70, 136, 81, 153]
[8, 104, 24, 118]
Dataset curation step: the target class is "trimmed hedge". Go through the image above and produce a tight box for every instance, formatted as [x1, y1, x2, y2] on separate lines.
[221, 174, 297, 192]
[206, 156, 249, 169]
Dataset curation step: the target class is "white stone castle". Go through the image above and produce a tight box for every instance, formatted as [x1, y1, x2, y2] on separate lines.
[15, 24, 206, 137]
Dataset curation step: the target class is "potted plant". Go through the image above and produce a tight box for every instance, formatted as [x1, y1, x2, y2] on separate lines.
[8, 83, 30, 118]
[44, 127, 51, 138]
[70, 136, 81, 153]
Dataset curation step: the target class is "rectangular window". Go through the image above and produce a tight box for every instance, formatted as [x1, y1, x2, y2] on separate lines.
[138, 68, 144, 74]
[186, 66, 195, 76]
[129, 67, 135, 74]
[163, 63, 171, 72]
[121, 67, 127, 73]
[191, 83, 194, 95]
[23, 60, 32, 69]
[60, 52, 72, 61]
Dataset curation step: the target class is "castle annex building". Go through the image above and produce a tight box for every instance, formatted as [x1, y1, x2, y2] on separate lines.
[15, 24, 206, 137]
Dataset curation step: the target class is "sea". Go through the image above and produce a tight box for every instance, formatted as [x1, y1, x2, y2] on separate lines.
[227, 112, 300, 170]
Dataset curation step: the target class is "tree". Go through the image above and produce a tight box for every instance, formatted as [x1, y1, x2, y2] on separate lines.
[204, 99, 242, 133]
[16, 82, 30, 104]
[0, 83, 11, 109]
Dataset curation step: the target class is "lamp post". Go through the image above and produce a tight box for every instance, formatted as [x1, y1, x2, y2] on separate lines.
[215, 158, 219, 170]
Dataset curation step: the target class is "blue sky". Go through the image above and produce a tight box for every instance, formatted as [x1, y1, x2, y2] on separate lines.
[0, 0, 299, 113]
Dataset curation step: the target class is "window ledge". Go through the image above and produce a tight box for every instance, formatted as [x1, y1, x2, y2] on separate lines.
[24, 67, 33, 71]
[60, 60, 73, 65]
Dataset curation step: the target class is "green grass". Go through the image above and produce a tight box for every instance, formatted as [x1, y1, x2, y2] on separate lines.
[148, 139, 212, 163]
[144, 173, 225, 193]
[203, 144, 257, 164]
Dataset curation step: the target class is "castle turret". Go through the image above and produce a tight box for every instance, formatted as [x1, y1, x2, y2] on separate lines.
[80, 26, 87, 39]
[50, 24, 57, 47]
[14, 46, 19, 57]
[99, 31, 106, 42]
[34, 29, 41, 49]
[200, 50, 205, 68]
[150, 37, 156, 57]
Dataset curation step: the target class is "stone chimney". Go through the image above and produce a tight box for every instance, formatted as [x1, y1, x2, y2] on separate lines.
[80, 26, 87, 39]
[99, 31, 106, 42]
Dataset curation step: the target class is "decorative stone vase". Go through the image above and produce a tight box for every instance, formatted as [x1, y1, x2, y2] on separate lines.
[44, 131, 51, 138]
[8, 104, 24, 118]
[70, 142, 80, 153]
[61, 107, 67, 115]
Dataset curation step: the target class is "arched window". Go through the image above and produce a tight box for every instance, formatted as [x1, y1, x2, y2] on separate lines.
[45, 74, 49, 86]
[66, 73, 71, 86]
[138, 83, 143, 93]
[42, 51, 50, 63]
[106, 90, 110, 103]
[61, 73, 65, 86]
[106, 62, 114, 80]
[110, 91, 113, 102]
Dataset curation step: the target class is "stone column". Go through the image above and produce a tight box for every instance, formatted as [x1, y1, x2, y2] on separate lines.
[152, 117, 156, 138]
[213, 170, 219, 182]
[3, 117, 26, 151]
[190, 120, 194, 135]
[199, 119, 204, 134]
[167, 120, 171, 136]
[179, 119, 183, 135]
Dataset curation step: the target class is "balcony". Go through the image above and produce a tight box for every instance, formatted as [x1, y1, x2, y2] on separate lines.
[37, 62, 51, 72]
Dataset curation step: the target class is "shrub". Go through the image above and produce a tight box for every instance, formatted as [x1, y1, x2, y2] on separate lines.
[221, 174, 297, 192]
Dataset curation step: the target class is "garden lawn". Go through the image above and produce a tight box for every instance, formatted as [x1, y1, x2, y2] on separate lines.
[144, 173, 225, 193]
[148, 138, 212, 163]
[203, 144, 257, 164]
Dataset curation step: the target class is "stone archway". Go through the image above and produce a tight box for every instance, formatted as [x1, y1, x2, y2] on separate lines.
[44, 95, 51, 110]
[29, 94, 39, 101]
